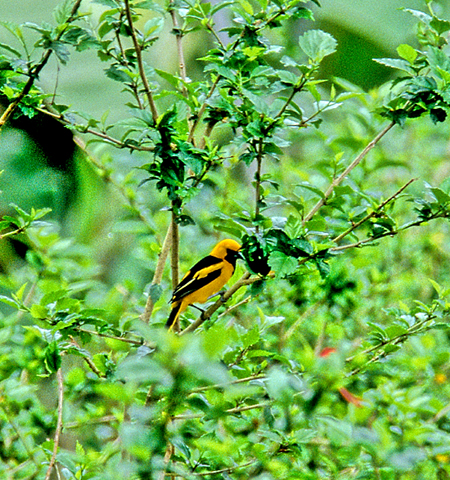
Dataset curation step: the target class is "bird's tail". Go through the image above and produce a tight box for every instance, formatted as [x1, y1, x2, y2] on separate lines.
[166, 301, 182, 330]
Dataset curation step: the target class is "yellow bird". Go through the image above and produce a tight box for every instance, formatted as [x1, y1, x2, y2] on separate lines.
[166, 239, 242, 330]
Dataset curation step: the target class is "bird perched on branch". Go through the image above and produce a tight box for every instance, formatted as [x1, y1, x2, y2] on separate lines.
[166, 239, 242, 330]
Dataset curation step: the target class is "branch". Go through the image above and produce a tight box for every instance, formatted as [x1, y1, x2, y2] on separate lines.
[0, 0, 83, 130]
[218, 295, 252, 318]
[44, 368, 64, 480]
[188, 75, 221, 145]
[0, 226, 26, 240]
[158, 443, 175, 480]
[172, 402, 268, 420]
[65, 414, 117, 429]
[179, 272, 253, 335]
[331, 210, 449, 253]
[35, 107, 155, 151]
[254, 138, 264, 232]
[170, 210, 180, 331]
[332, 178, 416, 244]
[170, 209, 180, 290]
[303, 121, 396, 224]
[345, 313, 436, 377]
[282, 300, 325, 343]
[123, 0, 158, 123]
[192, 460, 257, 477]
[169, 1, 188, 98]
[189, 373, 266, 394]
[141, 223, 173, 323]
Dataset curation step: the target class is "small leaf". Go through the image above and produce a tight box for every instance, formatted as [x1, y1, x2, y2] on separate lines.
[296, 182, 325, 199]
[0, 295, 20, 309]
[268, 251, 298, 277]
[44, 341, 61, 374]
[374, 57, 414, 74]
[298, 30, 337, 64]
[397, 44, 417, 64]
[30, 304, 49, 320]
[147, 284, 162, 304]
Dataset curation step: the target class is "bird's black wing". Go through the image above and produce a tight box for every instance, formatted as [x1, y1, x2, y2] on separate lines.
[170, 255, 222, 303]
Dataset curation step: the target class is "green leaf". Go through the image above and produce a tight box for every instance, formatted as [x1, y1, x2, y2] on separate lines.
[0, 42, 21, 56]
[403, 9, 432, 24]
[298, 30, 337, 64]
[296, 182, 325, 199]
[14, 283, 28, 302]
[0, 295, 20, 309]
[30, 304, 49, 319]
[374, 57, 414, 74]
[268, 251, 298, 277]
[397, 44, 417, 64]
[148, 283, 163, 303]
[430, 16, 450, 35]
[53, 0, 74, 24]
[50, 40, 70, 64]
[44, 341, 61, 374]
[427, 185, 450, 204]
[41, 290, 69, 306]
[241, 325, 260, 349]
[238, 0, 253, 15]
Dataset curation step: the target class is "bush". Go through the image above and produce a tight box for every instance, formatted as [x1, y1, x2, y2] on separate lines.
[2, 0, 450, 478]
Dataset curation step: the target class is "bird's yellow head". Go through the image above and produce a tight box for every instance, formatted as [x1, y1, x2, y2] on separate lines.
[210, 239, 242, 260]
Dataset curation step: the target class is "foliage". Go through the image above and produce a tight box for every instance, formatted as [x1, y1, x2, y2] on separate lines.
[2, 0, 450, 479]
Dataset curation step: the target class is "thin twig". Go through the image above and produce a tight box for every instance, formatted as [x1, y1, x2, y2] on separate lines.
[188, 75, 221, 144]
[44, 368, 64, 480]
[205, 22, 225, 49]
[282, 300, 324, 343]
[0, 0, 83, 130]
[65, 414, 117, 429]
[170, 209, 180, 331]
[330, 213, 447, 253]
[115, 15, 144, 110]
[0, 226, 26, 240]
[192, 460, 257, 477]
[169, 1, 188, 98]
[158, 442, 175, 480]
[141, 223, 173, 323]
[189, 373, 266, 394]
[303, 121, 396, 224]
[172, 402, 268, 420]
[345, 314, 436, 376]
[255, 138, 264, 232]
[123, 0, 158, 122]
[218, 295, 252, 318]
[171, 210, 180, 290]
[35, 107, 154, 151]
[75, 327, 145, 346]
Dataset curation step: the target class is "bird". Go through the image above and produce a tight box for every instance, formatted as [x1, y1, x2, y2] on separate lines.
[166, 239, 242, 330]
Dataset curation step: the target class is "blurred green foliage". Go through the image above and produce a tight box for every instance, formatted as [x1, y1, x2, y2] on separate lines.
[2, 0, 450, 479]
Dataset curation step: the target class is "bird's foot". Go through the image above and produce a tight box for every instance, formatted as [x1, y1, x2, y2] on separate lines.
[191, 304, 206, 313]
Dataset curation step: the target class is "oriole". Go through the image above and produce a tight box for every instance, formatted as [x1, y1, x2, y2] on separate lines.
[166, 239, 242, 330]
